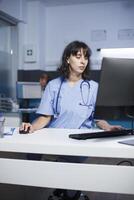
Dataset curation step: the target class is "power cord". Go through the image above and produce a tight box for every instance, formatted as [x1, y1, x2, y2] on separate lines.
[117, 160, 133, 166]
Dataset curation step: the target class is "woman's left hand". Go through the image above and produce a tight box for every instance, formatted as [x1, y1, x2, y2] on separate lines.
[104, 124, 123, 131]
[96, 120, 123, 131]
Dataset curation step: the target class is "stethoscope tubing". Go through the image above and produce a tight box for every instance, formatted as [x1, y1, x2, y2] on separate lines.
[55, 78, 90, 115]
[80, 80, 90, 106]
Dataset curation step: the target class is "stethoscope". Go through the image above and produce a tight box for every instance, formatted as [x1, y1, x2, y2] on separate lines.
[55, 77, 91, 115]
[79, 80, 90, 107]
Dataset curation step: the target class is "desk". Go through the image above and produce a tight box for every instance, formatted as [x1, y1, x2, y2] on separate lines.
[0, 128, 134, 195]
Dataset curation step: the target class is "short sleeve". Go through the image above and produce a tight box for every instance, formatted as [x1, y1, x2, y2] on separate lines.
[36, 82, 54, 115]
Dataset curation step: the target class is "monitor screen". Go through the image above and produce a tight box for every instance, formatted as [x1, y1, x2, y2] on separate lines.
[94, 57, 134, 120]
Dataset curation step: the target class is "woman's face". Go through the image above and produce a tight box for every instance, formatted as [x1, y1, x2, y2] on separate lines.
[67, 49, 88, 76]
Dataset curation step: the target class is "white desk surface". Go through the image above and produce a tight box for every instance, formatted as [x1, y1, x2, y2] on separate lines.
[0, 127, 134, 194]
[0, 127, 134, 159]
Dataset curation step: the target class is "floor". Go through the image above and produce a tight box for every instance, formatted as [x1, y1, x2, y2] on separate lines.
[0, 184, 134, 200]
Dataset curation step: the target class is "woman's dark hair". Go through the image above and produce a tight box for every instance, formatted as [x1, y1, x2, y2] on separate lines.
[58, 41, 92, 80]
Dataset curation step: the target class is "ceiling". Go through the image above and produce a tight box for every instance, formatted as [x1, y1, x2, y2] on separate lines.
[28, 0, 130, 7]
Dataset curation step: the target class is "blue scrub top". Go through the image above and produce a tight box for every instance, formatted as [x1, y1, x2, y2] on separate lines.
[37, 77, 98, 129]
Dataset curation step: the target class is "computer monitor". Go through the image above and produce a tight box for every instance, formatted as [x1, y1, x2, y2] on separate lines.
[94, 57, 134, 120]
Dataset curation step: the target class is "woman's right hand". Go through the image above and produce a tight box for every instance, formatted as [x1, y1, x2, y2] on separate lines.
[19, 115, 51, 134]
[19, 122, 34, 133]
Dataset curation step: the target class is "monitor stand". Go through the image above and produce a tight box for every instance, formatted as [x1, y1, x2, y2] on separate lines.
[119, 139, 134, 146]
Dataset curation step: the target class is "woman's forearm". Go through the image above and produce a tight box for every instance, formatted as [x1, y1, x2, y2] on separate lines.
[96, 120, 123, 131]
[96, 120, 111, 130]
[32, 115, 51, 131]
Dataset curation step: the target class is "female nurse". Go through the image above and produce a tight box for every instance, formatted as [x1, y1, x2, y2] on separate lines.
[20, 40, 121, 132]
[20, 41, 122, 200]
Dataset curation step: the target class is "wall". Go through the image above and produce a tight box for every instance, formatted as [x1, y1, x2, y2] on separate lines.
[0, 0, 27, 21]
[44, 0, 134, 70]
[18, 0, 46, 70]
[1, 0, 134, 71]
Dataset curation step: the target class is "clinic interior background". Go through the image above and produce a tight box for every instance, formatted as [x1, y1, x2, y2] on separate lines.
[0, 2, 134, 199]
[0, 0, 134, 102]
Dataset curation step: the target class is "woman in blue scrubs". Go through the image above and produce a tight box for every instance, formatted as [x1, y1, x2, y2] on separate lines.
[21, 40, 121, 132]
[20, 41, 122, 200]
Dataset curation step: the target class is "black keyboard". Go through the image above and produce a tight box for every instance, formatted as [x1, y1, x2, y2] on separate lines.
[69, 129, 133, 140]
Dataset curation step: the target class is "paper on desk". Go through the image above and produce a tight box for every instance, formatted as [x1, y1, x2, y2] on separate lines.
[4, 127, 16, 136]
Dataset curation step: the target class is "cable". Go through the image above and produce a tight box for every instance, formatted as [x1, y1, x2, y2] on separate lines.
[126, 113, 134, 134]
[117, 160, 133, 166]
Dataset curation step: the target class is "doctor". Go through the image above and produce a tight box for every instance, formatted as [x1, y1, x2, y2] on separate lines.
[20, 41, 122, 200]
[20, 40, 122, 132]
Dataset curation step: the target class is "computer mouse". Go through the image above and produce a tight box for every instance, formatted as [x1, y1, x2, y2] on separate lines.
[19, 127, 30, 134]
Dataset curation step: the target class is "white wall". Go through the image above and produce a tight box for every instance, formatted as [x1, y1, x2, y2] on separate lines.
[0, 0, 27, 21]
[1, 0, 134, 70]
[44, 0, 134, 70]
[18, 0, 46, 70]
